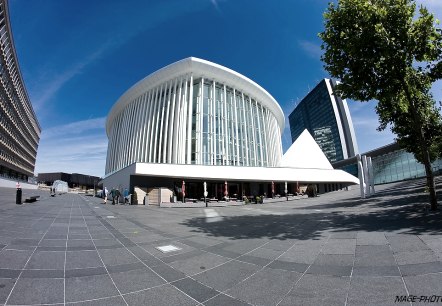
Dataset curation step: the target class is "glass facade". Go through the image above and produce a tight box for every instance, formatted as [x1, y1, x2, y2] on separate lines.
[372, 149, 442, 185]
[288, 79, 357, 163]
[333, 143, 442, 185]
[106, 73, 283, 175]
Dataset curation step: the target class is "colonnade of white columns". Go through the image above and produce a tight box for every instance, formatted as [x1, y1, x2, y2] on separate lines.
[105, 74, 283, 174]
[357, 154, 375, 198]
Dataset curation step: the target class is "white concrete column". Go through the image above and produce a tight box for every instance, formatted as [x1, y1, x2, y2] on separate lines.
[172, 78, 183, 164]
[222, 84, 230, 165]
[357, 154, 365, 198]
[233, 89, 240, 165]
[113, 114, 124, 170]
[229, 92, 236, 165]
[116, 108, 127, 169]
[260, 107, 268, 166]
[180, 75, 189, 164]
[197, 78, 204, 164]
[145, 90, 152, 163]
[368, 156, 375, 194]
[186, 74, 194, 164]
[144, 89, 154, 162]
[128, 99, 138, 166]
[267, 116, 275, 166]
[137, 93, 147, 162]
[167, 78, 178, 163]
[241, 93, 249, 166]
[132, 97, 143, 162]
[211, 81, 216, 165]
[249, 99, 257, 166]
[162, 81, 173, 163]
[362, 155, 370, 196]
[158, 81, 169, 163]
[125, 99, 135, 166]
[175, 78, 184, 164]
[149, 86, 160, 163]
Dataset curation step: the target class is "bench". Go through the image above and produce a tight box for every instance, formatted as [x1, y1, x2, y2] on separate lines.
[25, 196, 40, 203]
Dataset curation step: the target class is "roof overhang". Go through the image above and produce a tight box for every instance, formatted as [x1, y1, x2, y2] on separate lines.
[105, 163, 359, 184]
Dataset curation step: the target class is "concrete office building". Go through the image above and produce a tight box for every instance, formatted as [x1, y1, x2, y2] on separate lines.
[38, 172, 101, 190]
[103, 58, 358, 202]
[289, 79, 358, 163]
[0, 0, 41, 183]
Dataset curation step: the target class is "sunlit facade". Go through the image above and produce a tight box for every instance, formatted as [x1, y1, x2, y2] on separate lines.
[103, 58, 359, 202]
[0, 0, 41, 181]
[105, 57, 284, 174]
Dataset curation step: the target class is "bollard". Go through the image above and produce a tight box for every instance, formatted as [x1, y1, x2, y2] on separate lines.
[16, 188, 22, 204]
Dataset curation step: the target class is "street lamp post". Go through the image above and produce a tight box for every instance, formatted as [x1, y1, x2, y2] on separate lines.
[285, 181, 288, 201]
[203, 182, 208, 207]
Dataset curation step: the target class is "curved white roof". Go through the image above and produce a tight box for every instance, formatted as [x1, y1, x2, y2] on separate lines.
[106, 57, 284, 136]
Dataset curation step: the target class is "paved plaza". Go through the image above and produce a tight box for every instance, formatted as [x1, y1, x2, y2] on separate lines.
[0, 178, 441, 306]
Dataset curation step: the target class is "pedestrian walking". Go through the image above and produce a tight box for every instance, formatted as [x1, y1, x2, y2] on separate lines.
[123, 188, 129, 204]
[115, 189, 121, 204]
[110, 187, 116, 205]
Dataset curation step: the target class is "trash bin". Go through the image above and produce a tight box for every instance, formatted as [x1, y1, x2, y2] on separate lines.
[144, 195, 148, 205]
[16, 188, 22, 204]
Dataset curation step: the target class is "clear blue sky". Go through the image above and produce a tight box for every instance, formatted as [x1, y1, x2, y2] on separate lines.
[9, 0, 442, 178]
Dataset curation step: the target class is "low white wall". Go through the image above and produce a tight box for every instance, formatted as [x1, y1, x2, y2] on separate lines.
[101, 164, 135, 195]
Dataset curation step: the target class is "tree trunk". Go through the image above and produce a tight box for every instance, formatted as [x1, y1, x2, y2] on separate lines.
[423, 157, 438, 210]
[401, 80, 438, 210]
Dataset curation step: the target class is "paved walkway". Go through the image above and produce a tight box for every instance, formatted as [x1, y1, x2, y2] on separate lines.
[0, 178, 441, 305]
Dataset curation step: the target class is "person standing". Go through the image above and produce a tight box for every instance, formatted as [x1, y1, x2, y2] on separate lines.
[103, 187, 109, 204]
[110, 187, 116, 205]
[115, 189, 121, 204]
[123, 188, 129, 204]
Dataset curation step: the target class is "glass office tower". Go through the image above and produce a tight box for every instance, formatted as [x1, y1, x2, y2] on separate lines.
[288, 79, 358, 163]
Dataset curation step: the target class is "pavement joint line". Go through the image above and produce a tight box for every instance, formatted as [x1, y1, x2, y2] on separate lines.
[275, 234, 333, 306]
[3, 201, 66, 306]
[64, 293, 122, 305]
[117, 282, 167, 297]
[343, 232, 358, 306]
[390, 240, 418, 306]
[80, 195, 202, 305]
[200, 290, 252, 306]
[78, 195, 129, 306]
[193, 240, 271, 278]
[1, 180, 441, 305]
[63, 194, 74, 306]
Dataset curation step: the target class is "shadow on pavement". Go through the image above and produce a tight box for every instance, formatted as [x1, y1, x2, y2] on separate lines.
[181, 178, 442, 240]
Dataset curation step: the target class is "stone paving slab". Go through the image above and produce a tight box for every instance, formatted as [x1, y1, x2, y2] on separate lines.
[0, 178, 441, 305]
[278, 274, 350, 306]
[347, 276, 409, 306]
[226, 267, 301, 306]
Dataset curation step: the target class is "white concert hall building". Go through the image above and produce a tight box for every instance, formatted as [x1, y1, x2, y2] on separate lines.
[103, 57, 358, 203]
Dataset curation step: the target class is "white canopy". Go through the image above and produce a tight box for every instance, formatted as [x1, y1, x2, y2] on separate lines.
[133, 163, 358, 184]
[105, 129, 359, 185]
